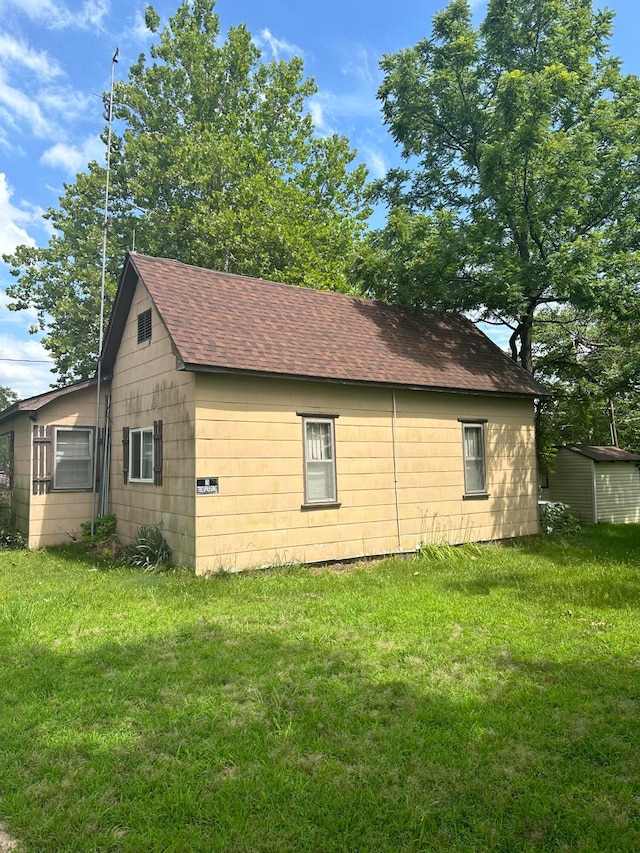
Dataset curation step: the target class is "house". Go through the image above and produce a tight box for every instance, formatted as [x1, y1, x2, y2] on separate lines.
[548, 445, 640, 524]
[0, 253, 548, 572]
[0, 379, 104, 546]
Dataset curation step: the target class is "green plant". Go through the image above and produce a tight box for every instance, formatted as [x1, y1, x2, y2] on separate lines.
[125, 523, 172, 571]
[539, 501, 581, 534]
[80, 514, 117, 546]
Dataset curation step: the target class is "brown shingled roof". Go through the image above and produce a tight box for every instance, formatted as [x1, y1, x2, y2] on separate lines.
[102, 253, 549, 398]
[563, 445, 640, 463]
[0, 378, 97, 426]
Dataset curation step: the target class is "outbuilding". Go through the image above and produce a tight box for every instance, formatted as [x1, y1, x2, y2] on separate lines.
[548, 445, 640, 525]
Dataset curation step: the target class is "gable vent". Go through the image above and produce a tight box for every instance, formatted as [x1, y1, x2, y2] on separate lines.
[137, 308, 152, 344]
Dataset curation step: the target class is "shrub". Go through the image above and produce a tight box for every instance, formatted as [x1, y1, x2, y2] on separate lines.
[81, 514, 118, 546]
[539, 501, 581, 535]
[125, 524, 172, 571]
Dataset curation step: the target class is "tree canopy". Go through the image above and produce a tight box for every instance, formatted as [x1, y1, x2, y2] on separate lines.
[4, 0, 369, 384]
[0, 387, 18, 414]
[534, 305, 640, 461]
[356, 0, 640, 376]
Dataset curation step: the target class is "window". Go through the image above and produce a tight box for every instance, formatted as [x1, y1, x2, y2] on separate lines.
[303, 417, 337, 504]
[461, 422, 487, 495]
[129, 427, 154, 482]
[54, 428, 92, 490]
[137, 308, 152, 343]
[123, 422, 163, 486]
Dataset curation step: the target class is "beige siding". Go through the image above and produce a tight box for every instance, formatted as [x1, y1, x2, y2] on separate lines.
[595, 463, 640, 523]
[109, 279, 196, 566]
[548, 449, 595, 524]
[194, 375, 538, 573]
[5, 385, 106, 547]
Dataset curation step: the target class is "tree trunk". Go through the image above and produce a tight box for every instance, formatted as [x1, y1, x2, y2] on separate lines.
[509, 314, 535, 374]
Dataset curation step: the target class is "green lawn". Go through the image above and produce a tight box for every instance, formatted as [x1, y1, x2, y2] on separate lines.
[1, 526, 639, 852]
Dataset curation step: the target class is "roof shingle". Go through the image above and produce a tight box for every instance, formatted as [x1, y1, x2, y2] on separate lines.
[563, 445, 640, 462]
[103, 253, 549, 398]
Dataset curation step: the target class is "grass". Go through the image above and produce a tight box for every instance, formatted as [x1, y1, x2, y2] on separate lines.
[0, 525, 639, 852]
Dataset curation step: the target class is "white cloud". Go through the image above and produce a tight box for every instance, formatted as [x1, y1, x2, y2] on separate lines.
[0, 173, 38, 255]
[256, 28, 302, 61]
[340, 45, 375, 86]
[308, 99, 331, 135]
[0, 34, 96, 151]
[0, 69, 52, 138]
[0, 332, 55, 399]
[0, 288, 38, 325]
[362, 146, 386, 180]
[309, 85, 380, 133]
[41, 135, 104, 174]
[309, 40, 381, 136]
[129, 7, 153, 43]
[37, 87, 93, 123]
[0, 0, 110, 30]
[0, 34, 62, 80]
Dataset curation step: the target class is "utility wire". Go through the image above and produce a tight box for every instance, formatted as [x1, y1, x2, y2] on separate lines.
[0, 357, 54, 363]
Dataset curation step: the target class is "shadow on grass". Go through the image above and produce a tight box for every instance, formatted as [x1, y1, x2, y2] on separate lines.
[1, 617, 639, 852]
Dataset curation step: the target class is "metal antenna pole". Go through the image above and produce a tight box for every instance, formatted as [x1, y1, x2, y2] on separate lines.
[91, 47, 119, 534]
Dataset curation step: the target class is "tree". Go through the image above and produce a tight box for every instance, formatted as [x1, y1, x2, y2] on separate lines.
[534, 306, 640, 464]
[0, 387, 17, 475]
[356, 0, 640, 375]
[4, 0, 369, 384]
[0, 387, 18, 413]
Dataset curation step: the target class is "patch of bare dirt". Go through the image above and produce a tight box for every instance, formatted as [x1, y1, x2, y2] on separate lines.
[0, 823, 17, 852]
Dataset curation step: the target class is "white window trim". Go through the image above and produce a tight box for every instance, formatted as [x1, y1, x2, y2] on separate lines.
[302, 416, 338, 506]
[53, 426, 93, 491]
[461, 421, 487, 496]
[129, 426, 154, 483]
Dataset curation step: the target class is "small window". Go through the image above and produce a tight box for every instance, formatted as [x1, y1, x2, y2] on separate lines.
[137, 308, 152, 343]
[462, 423, 486, 495]
[130, 427, 154, 482]
[303, 417, 337, 504]
[54, 428, 92, 490]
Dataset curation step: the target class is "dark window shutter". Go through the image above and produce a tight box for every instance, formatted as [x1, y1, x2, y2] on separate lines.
[95, 427, 103, 487]
[32, 424, 53, 494]
[153, 420, 163, 486]
[122, 427, 130, 484]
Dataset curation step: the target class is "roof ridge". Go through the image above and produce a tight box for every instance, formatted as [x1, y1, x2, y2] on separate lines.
[110, 253, 550, 398]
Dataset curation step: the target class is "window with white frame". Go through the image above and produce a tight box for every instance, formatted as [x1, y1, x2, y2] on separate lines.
[129, 427, 154, 482]
[461, 421, 487, 495]
[54, 428, 93, 490]
[303, 417, 337, 504]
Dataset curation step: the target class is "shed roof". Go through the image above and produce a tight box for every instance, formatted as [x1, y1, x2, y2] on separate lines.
[562, 445, 640, 463]
[0, 378, 97, 427]
[102, 253, 549, 398]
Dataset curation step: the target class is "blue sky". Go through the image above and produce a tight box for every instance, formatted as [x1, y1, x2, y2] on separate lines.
[0, 0, 639, 398]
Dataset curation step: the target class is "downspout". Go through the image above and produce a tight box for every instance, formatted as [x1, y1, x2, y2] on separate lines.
[591, 459, 598, 525]
[392, 389, 402, 551]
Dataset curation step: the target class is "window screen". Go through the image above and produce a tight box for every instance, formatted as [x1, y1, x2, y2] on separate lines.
[54, 428, 92, 490]
[130, 427, 154, 482]
[462, 423, 486, 494]
[304, 418, 336, 503]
